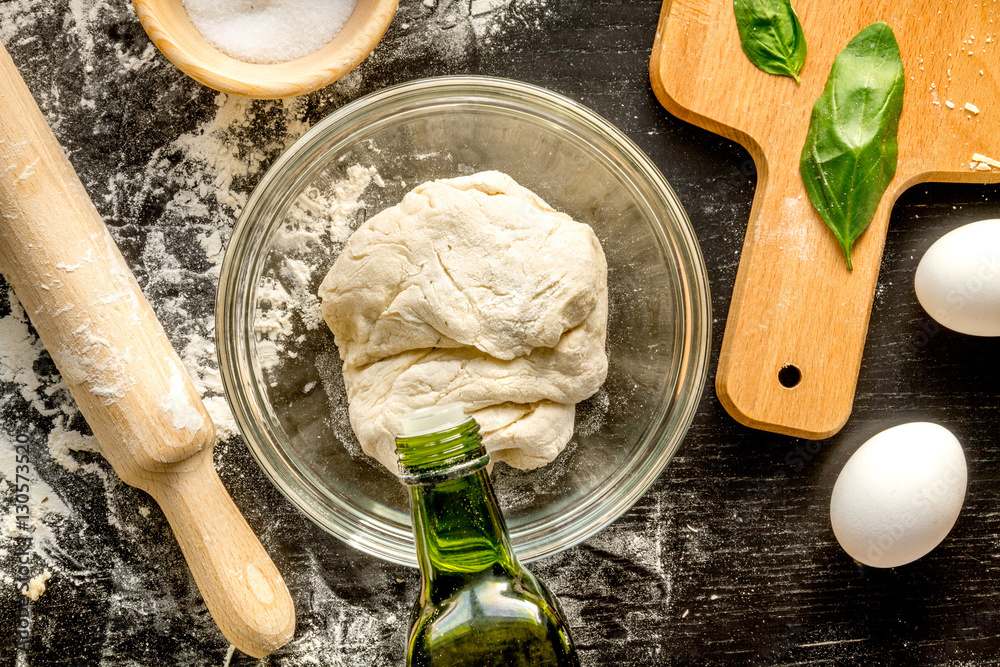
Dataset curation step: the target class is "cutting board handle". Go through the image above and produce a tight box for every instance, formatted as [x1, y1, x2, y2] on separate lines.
[0, 42, 294, 656]
[716, 147, 893, 439]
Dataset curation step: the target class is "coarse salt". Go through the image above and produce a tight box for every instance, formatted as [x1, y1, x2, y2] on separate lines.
[181, 0, 358, 64]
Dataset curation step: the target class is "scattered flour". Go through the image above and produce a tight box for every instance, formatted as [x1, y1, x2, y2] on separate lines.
[255, 164, 380, 369]
[203, 397, 239, 441]
[0, 0, 556, 662]
[47, 417, 101, 474]
[275, 164, 378, 251]
[0, 432, 75, 564]
[0, 289, 61, 418]
[198, 229, 226, 278]
[0, 0, 556, 477]
[179, 331, 238, 441]
[160, 367, 206, 432]
[469, 0, 551, 41]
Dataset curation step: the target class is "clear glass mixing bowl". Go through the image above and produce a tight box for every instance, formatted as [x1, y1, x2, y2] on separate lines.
[216, 76, 711, 566]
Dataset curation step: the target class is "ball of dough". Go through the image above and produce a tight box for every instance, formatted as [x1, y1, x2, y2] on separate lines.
[319, 171, 608, 472]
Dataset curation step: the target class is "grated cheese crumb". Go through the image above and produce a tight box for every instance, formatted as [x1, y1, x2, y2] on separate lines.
[972, 153, 1000, 168]
[977, 162, 993, 171]
[966, 102, 981, 113]
[946, 100, 956, 108]
[22, 569, 51, 601]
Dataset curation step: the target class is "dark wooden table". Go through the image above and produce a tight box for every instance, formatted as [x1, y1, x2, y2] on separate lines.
[3, 1, 1000, 664]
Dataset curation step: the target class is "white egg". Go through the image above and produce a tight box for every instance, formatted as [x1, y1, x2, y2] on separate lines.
[830, 422, 967, 568]
[915, 218, 1000, 336]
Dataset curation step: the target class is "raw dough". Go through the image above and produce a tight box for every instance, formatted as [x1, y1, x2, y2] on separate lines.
[319, 171, 608, 472]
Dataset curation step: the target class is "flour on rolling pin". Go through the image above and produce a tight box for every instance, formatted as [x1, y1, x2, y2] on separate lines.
[1, 18, 301, 649]
[162, 367, 207, 431]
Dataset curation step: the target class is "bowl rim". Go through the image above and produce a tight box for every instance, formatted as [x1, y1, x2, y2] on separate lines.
[132, 0, 399, 99]
[216, 75, 712, 566]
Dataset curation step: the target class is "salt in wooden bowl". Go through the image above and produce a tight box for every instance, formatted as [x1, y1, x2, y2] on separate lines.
[133, 0, 398, 99]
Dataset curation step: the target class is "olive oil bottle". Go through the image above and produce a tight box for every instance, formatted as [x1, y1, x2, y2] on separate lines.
[395, 403, 579, 667]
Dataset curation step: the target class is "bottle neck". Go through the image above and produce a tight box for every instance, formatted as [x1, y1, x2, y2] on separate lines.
[396, 417, 490, 484]
[409, 468, 517, 584]
[397, 417, 518, 589]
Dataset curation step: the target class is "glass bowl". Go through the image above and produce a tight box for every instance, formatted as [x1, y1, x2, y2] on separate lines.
[216, 76, 711, 567]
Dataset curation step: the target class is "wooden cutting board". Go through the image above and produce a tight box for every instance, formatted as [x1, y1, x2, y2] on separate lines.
[651, 0, 1000, 438]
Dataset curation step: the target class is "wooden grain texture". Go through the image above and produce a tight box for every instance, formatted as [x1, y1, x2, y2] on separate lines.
[0, 42, 293, 657]
[651, 0, 1000, 438]
[132, 0, 398, 98]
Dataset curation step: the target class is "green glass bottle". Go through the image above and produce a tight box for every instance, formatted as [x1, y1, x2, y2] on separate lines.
[395, 403, 579, 667]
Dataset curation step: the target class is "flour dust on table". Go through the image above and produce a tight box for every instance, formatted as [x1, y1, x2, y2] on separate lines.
[0, 0, 560, 663]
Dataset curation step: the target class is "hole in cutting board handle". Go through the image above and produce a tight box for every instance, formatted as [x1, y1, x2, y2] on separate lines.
[778, 365, 801, 388]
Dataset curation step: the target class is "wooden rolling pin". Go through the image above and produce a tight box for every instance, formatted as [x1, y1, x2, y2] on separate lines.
[0, 43, 294, 657]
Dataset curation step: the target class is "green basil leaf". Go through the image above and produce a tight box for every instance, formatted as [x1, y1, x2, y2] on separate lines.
[733, 0, 807, 83]
[800, 22, 904, 271]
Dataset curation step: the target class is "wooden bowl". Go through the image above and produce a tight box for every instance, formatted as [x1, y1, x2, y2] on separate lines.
[133, 0, 398, 99]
